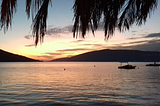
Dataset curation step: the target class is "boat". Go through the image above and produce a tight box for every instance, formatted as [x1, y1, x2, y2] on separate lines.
[146, 62, 160, 66]
[118, 62, 136, 69]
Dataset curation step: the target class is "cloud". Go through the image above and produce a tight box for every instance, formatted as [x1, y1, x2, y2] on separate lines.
[46, 21, 106, 37]
[132, 31, 137, 33]
[25, 44, 35, 47]
[127, 32, 160, 40]
[45, 52, 63, 56]
[70, 40, 84, 43]
[80, 43, 108, 49]
[112, 39, 160, 52]
[32, 52, 65, 61]
[47, 25, 73, 36]
[40, 48, 92, 60]
[107, 32, 160, 52]
[144, 33, 160, 38]
[34, 55, 55, 60]
[127, 37, 141, 40]
[24, 25, 73, 39]
[56, 48, 91, 52]
[119, 40, 148, 46]
[129, 40, 160, 51]
[24, 35, 33, 39]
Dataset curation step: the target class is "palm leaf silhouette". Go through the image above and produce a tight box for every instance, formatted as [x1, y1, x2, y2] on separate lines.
[0, 0, 158, 45]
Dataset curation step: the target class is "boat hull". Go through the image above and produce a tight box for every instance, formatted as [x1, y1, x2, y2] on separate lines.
[118, 65, 136, 69]
[146, 64, 160, 66]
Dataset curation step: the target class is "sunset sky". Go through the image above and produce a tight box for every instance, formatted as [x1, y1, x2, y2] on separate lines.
[0, 0, 160, 61]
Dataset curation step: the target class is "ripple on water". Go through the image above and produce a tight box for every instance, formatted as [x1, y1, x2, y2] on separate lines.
[0, 62, 160, 106]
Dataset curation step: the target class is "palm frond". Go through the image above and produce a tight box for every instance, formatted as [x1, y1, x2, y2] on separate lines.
[0, 0, 158, 45]
[26, 0, 32, 19]
[26, 0, 44, 19]
[118, 0, 157, 32]
[136, 0, 157, 25]
[31, 0, 50, 45]
[102, 0, 126, 39]
[73, 0, 158, 40]
[0, 0, 17, 32]
[73, 0, 105, 38]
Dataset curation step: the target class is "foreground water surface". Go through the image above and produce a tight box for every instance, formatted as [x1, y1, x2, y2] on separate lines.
[0, 62, 160, 106]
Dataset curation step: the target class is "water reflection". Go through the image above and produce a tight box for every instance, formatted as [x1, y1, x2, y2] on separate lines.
[0, 62, 160, 105]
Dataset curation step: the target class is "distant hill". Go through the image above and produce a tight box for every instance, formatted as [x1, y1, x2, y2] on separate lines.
[52, 49, 160, 62]
[0, 49, 39, 62]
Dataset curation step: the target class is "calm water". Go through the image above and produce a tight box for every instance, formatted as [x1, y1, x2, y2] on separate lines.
[0, 62, 160, 106]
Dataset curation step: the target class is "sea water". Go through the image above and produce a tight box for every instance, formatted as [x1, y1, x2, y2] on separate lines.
[0, 62, 160, 106]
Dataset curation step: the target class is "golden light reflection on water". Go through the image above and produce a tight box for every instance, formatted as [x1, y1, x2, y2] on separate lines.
[0, 62, 160, 105]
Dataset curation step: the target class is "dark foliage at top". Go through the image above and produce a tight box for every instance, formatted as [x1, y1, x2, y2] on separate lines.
[0, 0, 158, 45]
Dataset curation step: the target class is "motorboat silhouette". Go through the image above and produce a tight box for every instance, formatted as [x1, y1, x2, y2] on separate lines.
[118, 62, 136, 69]
[146, 62, 160, 66]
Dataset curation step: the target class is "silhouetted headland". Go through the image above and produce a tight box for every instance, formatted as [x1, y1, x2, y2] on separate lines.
[52, 49, 160, 62]
[0, 49, 40, 62]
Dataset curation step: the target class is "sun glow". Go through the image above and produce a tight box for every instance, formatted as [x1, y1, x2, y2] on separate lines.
[0, 31, 128, 61]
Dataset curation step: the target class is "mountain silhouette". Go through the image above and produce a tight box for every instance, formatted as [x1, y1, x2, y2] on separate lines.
[52, 49, 160, 62]
[0, 49, 39, 62]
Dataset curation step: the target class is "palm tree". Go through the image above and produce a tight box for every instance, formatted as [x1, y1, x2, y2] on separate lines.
[0, 0, 158, 45]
